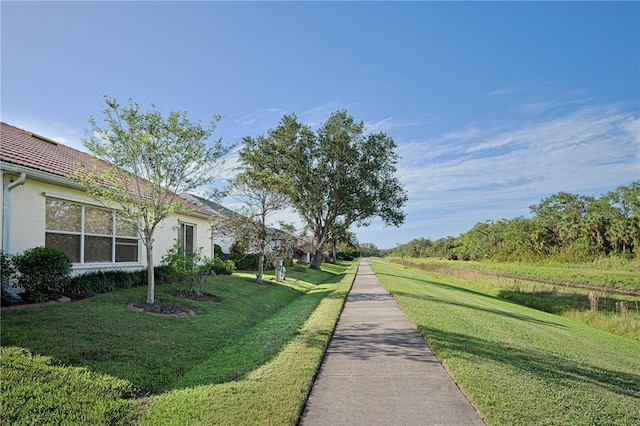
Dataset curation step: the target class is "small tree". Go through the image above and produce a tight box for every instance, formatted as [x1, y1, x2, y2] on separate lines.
[71, 96, 232, 303]
[213, 169, 289, 284]
[162, 238, 207, 295]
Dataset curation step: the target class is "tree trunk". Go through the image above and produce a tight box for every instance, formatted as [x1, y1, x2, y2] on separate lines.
[257, 252, 264, 284]
[310, 250, 323, 270]
[146, 238, 155, 304]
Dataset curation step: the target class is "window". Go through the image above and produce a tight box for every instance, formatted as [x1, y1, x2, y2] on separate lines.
[180, 223, 195, 257]
[45, 198, 139, 264]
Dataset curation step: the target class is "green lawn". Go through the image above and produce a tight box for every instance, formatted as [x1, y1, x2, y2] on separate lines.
[387, 256, 640, 292]
[369, 258, 640, 425]
[1, 261, 356, 425]
[387, 257, 640, 341]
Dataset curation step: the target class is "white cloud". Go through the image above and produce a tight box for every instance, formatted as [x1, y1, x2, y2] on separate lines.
[396, 103, 640, 235]
[234, 108, 284, 128]
[488, 81, 553, 97]
[364, 117, 422, 133]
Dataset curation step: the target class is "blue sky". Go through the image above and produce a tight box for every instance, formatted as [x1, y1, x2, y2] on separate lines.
[2, 1, 638, 249]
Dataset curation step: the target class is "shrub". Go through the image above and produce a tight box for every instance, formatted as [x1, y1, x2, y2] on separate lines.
[161, 240, 209, 295]
[153, 265, 173, 285]
[213, 244, 223, 259]
[12, 247, 72, 302]
[338, 246, 361, 261]
[1, 251, 15, 283]
[63, 266, 171, 295]
[229, 253, 259, 270]
[202, 257, 234, 275]
[64, 269, 143, 294]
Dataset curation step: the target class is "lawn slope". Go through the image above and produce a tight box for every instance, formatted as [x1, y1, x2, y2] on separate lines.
[369, 258, 640, 426]
[1, 261, 356, 425]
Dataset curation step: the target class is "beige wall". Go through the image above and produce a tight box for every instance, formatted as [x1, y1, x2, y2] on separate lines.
[2, 173, 212, 274]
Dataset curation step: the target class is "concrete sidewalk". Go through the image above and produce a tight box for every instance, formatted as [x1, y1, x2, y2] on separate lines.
[299, 260, 484, 426]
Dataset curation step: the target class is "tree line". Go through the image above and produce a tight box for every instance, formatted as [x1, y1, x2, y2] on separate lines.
[390, 181, 639, 262]
[72, 96, 407, 301]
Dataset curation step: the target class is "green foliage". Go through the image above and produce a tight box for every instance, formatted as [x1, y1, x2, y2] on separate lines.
[230, 240, 248, 255]
[71, 95, 233, 303]
[240, 110, 407, 269]
[213, 244, 223, 258]
[63, 269, 153, 294]
[161, 239, 209, 294]
[230, 253, 259, 270]
[12, 247, 72, 302]
[1, 346, 138, 425]
[202, 257, 234, 275]
[391, 181, 640, 263]
[218, 168, 291, 283]
[338, 245, 361, 261]
[359, 242, 381, 257]
[1, 251, 15, 282]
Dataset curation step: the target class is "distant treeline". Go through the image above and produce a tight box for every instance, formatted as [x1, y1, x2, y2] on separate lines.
[390, 181, 639, 262]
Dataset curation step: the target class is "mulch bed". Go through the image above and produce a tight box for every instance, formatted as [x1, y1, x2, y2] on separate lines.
[129, 291, 220, 317]
[129, 301, 195, 317]
[171, 291, 220, 303]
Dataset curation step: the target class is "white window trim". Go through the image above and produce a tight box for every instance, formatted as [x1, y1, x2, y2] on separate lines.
[43, 191, 122, 210]
[44, 196, 141, 265]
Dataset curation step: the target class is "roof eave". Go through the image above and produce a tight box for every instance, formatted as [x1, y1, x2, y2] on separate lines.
[1, 161, 213, 220]
[1, 161, 84, 191]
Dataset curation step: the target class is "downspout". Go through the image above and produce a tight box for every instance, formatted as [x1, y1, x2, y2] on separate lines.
[2, 172, 26, 299]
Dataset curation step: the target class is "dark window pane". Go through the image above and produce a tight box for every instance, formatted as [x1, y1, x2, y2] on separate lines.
[85, 236, 112, 263]
[181, 224, 194, 256]
[46, 233, 80, 263]
[115, 238, 138, 262]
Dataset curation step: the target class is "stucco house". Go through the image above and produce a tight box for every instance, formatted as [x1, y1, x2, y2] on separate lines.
[0, 122, 216, 281]
[181, 192, 312, 263]
[180, 192, 235, 257]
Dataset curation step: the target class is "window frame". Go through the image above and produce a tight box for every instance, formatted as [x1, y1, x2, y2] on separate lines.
[44, 197, 140, 265]
[179, 222, 196, 257]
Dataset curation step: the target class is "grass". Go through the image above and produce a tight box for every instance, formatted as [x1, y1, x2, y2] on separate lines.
[369, 258, 640, 426]
[1, 346, 138, 425]
[387, 256, 640, 293]
[388, 257, 640, 341]
[0, 260, 356, 425]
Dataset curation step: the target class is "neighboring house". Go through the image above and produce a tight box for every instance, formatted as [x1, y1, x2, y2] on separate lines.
[294, 235, 313, 263]
[181, 192, 312, 262]
[180, 192, 235, 257]
[0, 122, 215, 278]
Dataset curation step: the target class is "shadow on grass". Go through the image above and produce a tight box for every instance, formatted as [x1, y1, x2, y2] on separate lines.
[170, 286, 340, 391]
[393, 290, 561, 328]
[416, 324, 640, 399]
[498, 288, 640, 315]
[375, 270, 561, 327]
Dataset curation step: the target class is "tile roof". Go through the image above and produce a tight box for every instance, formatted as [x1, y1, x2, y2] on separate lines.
[0, 122, 212, 217]
[181, 192, 236, 217]
[0, 122, 97, 178]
